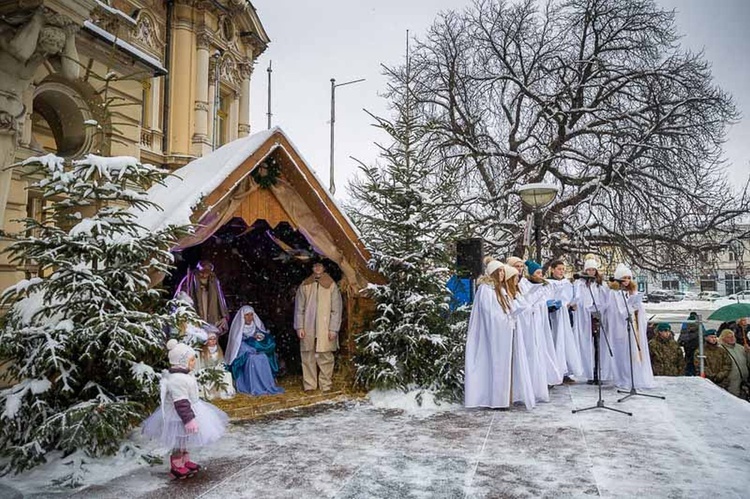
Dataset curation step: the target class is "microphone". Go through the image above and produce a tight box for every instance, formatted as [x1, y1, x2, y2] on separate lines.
[609, 277, 626, 283]
[573, 273, 596, 280]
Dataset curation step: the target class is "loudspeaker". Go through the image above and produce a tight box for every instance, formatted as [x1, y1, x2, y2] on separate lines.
[456, 238, 484, 278]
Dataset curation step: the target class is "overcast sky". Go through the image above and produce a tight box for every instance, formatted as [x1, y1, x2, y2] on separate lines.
[249, 0, 749, 199]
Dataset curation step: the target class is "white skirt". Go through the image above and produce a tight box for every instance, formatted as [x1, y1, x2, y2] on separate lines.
[142, 399, 229, 450]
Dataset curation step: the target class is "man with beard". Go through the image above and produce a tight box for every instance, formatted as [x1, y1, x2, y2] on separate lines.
[176, 260, 229, 334]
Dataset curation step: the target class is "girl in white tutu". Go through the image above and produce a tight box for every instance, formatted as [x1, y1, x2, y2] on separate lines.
[142, 339, 229, 478]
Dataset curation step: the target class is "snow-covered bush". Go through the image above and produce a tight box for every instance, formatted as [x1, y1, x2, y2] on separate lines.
[0, 153, 190, 473]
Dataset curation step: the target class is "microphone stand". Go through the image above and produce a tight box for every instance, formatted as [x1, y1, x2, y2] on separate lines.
[573, 278, 631, 416]
[616, 288, 665, 403]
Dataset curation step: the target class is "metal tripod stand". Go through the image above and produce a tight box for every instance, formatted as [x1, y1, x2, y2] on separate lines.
[616, 288, 665, 403]
[573, 279, 632, 416]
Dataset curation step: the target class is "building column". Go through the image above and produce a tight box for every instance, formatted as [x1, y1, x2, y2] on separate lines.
[167, 4, 196, 160]
[238, 62, 252, 137]
[229, 91, 239, 143]
[192, 32, 210, 156]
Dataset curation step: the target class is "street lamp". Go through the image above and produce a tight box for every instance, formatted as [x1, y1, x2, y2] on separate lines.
[329, 77, 365, 195]
[518, 182, 560, 263]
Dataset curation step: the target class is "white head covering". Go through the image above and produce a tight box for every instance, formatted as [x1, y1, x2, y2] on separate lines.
[583, 259, 599, 271]
[225, 305, 268, 365]
[503, 264, 518, 281]
[485, 259, 504, 277]
[614, 263, 633, 280]
[506, 256, 523, 267]
[167, 339, 195, 368]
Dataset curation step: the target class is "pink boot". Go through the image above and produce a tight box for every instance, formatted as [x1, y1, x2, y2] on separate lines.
[169, 454, 191, 479]
[183, 451, 201, 473]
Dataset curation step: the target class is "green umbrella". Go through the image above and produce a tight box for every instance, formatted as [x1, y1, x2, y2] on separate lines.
[707, 302, 750, 322]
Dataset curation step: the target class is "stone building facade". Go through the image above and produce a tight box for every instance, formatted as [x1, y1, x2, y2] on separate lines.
[0, 0, 269, 292]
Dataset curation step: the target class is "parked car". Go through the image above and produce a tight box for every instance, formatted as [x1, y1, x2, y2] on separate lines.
[726, 290, 750, 302]
[698, 291, 722, 301]
[671, 291, 687, 301]
[647, 290, 680, 303]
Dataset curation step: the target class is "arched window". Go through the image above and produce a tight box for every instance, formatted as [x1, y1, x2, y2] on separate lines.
[32, 81, 95, 157]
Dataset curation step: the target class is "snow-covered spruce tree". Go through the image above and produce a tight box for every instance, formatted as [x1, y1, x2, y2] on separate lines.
[0, 153, 190, 473]
[349, 51, 468, 403]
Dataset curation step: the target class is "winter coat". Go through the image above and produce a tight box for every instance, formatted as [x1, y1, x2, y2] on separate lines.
[721, 343, 750, 399]
[163, 368, 199, 424]
[649, 335, 684, 376]
[733, 325, 749, 348]
[679, 323, 701, 351]
[294, 272, 343, 353]
[694, 342, 732, 388]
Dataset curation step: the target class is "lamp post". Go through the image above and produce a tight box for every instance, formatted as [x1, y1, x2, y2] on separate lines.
[518, 183, 560, 263]
[329, 77, 365, 195]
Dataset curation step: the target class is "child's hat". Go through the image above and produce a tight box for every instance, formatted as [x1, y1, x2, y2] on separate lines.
[167, 339, 195, 368]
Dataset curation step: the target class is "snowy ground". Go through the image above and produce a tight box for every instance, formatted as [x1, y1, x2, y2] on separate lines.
[1, 377, 749, 498]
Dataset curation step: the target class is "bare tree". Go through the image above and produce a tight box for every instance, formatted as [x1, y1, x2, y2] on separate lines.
[402, 0, 749, 271]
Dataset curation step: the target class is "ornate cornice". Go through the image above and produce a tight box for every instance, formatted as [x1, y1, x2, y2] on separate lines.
[196, 31, 211, 50]
[240, 30, 267, 57]
[237, 61, 253, 81]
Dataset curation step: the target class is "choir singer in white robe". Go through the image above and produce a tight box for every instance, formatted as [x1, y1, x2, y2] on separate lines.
[606, 264, 655, 390]
[464, 259, 537, 410]
[547, 260, 583, 380]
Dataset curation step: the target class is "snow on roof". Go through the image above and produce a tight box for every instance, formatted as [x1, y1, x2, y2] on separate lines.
[133, 128, 277, 232]
[94, 0, 137, 26]
[83, 21, 166, 75]
[133, 127, 366, 254]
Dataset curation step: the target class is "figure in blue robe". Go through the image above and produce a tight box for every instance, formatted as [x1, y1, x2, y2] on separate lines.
[225, 305, 284, 396]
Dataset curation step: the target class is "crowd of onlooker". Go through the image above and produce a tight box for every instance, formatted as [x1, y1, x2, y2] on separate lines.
[648, 317, 749, 401]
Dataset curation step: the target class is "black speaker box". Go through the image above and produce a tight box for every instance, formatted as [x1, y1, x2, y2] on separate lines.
[456, 238, 483, 278]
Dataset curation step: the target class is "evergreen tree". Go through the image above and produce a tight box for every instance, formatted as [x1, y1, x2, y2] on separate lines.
[0, 153, 190, 473]
[349, 47, 468, 403]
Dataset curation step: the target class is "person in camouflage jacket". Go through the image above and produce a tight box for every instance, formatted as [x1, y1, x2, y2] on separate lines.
[693, 329, 732, 388]
[649, 323, 684, 376]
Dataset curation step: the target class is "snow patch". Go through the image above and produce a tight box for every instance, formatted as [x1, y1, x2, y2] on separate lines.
[55, 320, 74, 332]
[367, 389, 460, 417]
[20, 153, 64, 173]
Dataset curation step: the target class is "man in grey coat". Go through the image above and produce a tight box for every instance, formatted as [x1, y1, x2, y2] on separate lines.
[294, 259, 343, 392]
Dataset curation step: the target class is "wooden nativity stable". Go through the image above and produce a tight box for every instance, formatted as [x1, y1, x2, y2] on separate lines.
[137, 127, 383, 381]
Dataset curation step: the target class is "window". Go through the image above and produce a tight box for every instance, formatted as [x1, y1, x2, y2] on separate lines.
[661, 279, 679, 290]
[141, 79, 152, 128]
[700, 275, 717, 292]
[725, 274, 743, 295]
[32, 81, 94, 157]
[217, 91, 230, 146]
